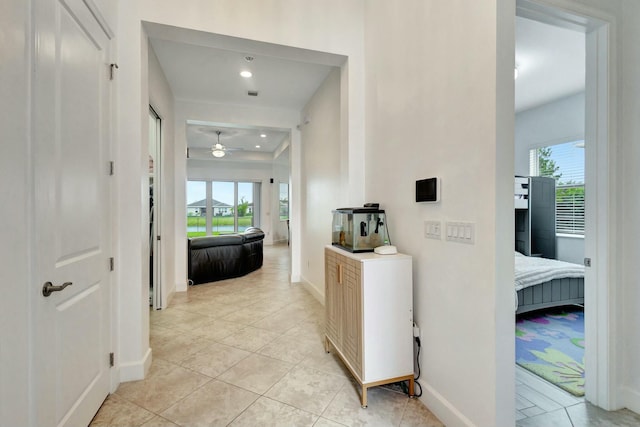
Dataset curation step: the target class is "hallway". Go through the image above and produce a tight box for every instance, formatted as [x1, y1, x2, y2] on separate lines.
[90, 245, 443, 426]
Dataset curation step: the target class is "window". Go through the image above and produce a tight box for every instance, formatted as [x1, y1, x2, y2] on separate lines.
[236, 182, 255, 232]
[279, 182, 289, 221]
[211, 181, 234, 235]
[529, 141, 585, 235]
[186, 181, 207, 237]
[187, 180, 261, 237]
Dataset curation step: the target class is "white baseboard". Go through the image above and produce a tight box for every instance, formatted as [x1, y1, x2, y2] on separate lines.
[175, 280, 188, 292]
[119, 347, 152, 383]
[298, 276, 324, 305]
[163, 283, 176, 309]
[420, 381, 476, 427]
[620, 385, 640, 414]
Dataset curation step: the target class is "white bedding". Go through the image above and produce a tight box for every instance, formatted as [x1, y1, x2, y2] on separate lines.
[514, 251, 585, 291]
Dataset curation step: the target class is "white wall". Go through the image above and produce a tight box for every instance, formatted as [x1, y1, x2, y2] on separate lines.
[364, 1, 515, 426]
[148, 43, 176, 308]
[116, 0, 152, 382]
[0, 1, 31, 424]
[515, 92, 585, 175]
[299, 68, 344, 299]
[619, 0, 640, 413]
[515, 92, 586, 263]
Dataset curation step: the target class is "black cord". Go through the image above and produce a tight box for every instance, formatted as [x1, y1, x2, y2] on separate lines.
[393, 336, 423, 398]
[413, 337, 423, 397]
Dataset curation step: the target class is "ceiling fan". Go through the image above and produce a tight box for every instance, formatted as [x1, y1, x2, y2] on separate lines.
[210, 130, 242, 158]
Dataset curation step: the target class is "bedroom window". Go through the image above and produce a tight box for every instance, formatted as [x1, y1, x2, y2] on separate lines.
[530, 141, 585, 235]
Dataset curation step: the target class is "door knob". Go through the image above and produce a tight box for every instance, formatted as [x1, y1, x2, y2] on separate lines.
[42, 281, 73, 297]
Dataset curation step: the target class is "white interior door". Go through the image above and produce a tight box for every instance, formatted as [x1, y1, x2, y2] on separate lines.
[31, 0, 112, 425]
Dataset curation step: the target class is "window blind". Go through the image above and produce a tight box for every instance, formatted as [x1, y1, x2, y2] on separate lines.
[530, 141, 585, 235]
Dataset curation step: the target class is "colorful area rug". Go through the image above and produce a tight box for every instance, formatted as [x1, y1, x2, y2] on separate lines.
[515, 308, 584, 396]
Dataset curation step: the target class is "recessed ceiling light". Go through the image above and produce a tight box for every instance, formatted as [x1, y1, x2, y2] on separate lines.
[240, 70, 252, 78]
[260, 134, 266, 138]
[255, 145, 261, 148]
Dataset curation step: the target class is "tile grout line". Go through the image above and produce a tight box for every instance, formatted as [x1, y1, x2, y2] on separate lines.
[97, 246, 442, 426]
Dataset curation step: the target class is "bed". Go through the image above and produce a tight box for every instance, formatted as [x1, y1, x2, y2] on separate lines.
[514, 252, 585, 314]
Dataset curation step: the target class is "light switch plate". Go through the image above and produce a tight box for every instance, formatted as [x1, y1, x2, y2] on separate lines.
[445, 221, 475, 244]
[424, 220, 441, 240]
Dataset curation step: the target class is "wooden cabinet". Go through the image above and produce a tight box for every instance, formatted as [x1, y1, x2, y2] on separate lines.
[324, 245, 414, 407]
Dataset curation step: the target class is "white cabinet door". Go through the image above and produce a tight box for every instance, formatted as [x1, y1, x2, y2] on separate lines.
[31, 0, 112, 425]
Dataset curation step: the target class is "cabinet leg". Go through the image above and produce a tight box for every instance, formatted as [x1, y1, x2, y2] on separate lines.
[361, 385, 368, 408]
[324, 336, 330, 353]
[408, 377, 415, 398]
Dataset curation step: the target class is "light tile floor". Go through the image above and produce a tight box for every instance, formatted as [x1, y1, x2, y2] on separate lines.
[515, 364, 640, 427]
[91, 244, 640, 426]
[90, 244, 444, 427]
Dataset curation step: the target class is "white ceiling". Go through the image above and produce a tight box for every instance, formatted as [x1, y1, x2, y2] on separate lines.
[148, 17, 585, 159]
[148, 27, 340, 160]
[150, 38, 336, 111]
[515, 16, 585, 112]
[185, 121, 290, 161]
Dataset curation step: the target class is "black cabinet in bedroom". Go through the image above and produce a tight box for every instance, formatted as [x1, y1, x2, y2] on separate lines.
[515, 176, 556, 259]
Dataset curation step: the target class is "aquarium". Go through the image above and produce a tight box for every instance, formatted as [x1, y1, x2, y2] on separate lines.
[331, 207, 388, 253]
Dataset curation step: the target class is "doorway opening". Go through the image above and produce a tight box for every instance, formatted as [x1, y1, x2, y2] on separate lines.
[514, 0, 613, 417]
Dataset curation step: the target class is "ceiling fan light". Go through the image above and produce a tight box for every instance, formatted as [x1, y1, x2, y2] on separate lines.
[211, 130, 226, 157]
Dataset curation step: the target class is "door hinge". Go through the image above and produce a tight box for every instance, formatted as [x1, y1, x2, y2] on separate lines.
[109, 257, 114, 271]
[584, 257, 591, 267]
[109, 161, 114, 176]
[109, 63, 118, 80]
[109, 352, 115, 367]
[157, 235, 161, 241]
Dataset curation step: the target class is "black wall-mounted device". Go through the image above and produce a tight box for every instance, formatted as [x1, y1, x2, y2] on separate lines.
[416, 177, 440, 203]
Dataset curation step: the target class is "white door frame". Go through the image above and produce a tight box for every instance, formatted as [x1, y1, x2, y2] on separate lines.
[516, 0, 618, 410]
[149, 106, 162, 309]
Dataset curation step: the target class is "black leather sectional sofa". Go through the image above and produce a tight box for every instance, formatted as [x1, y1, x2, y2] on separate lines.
[188, 227, 265, 285]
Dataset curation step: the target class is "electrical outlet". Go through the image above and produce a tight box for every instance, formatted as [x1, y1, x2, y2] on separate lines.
[413, 322, 421, 338]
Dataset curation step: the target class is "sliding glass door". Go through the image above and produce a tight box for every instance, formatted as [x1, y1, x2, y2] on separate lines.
[237, 182, 254, 232]
[187, 180, 260, 237]
[211, 181, 234, 235]
[186, 181, 207, 237]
